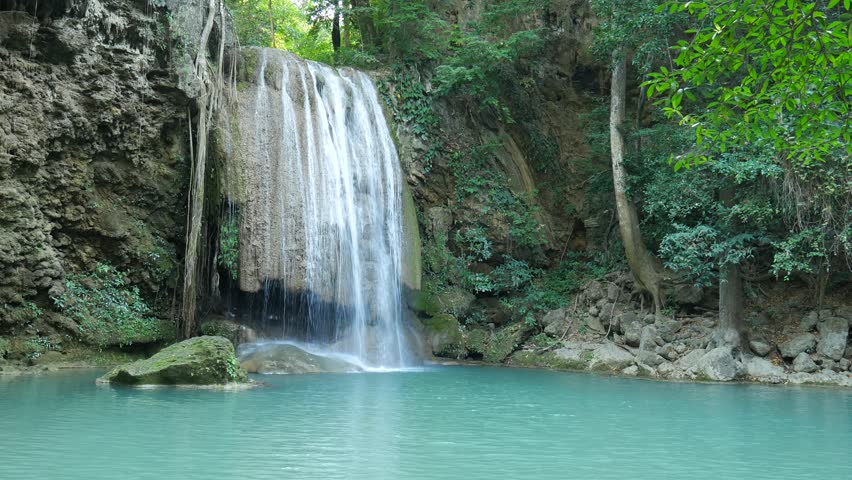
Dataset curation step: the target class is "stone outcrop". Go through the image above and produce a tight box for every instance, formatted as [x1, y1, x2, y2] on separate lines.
[98, 336, 249, 386]
[0, 0, 199, 343]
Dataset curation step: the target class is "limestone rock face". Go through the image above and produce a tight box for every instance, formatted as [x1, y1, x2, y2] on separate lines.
[816, 317, 849, 361]
[779, 333, 817, 359]
[697, 347, 738, 381]
[98, 337, 248, 385]
[0, 0, 221, 337]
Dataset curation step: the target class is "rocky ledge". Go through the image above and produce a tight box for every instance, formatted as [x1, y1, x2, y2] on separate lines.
[422, 274, 852, 388]
[97, 336, 251, 387]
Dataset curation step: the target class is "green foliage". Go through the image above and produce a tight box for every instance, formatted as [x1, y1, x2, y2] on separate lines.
[771, 228, 831, 280]
[377, 66, 443, 172]
[448, 143, 546, 251]
[52, 264, 172, 348]
[219, 215, 240, 280]
[226, 0, 335, 62]
[658, 225, 757, 287]
[646, 0, 852, 168]
[376, 0, 452, 62]
[590, 0, 685, 71]
[24, 336, 57, 360]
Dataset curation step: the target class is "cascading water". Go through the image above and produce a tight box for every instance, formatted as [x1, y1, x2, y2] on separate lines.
[221, 48, 416, 369]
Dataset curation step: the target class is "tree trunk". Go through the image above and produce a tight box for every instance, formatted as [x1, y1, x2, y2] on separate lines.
[716, 187, 745, 348]
[717, 263, 745, 348]
[332, 6, 341, 52]
[268, 0, 277, 48]
[609, 50, 667, 312]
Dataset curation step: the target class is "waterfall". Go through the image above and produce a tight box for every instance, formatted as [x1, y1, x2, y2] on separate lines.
[223, 48, 415, 369]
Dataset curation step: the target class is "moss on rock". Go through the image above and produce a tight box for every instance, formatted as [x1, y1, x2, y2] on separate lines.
[508, 350, 588, 371]
[423, 314, 465, 358]
[97, 336, 248, 386]
[464, 322, 534, 364]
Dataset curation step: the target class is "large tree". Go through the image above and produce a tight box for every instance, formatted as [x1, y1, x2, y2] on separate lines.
[647, 0, 852, 336]
[591, 0, 683, 312]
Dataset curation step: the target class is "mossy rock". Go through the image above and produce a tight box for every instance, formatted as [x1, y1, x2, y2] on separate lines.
[410, 290, 441, 317]
[0, 337, 10, 359]
[97, 336, 248, 386]
[422, 314, 465, 358]
[464, 327, 490, 357]
[508, 350, 588, 371]
[483, 322, 534, 363]
[432, 287, 476, 316]
[465, 322, 534, 364]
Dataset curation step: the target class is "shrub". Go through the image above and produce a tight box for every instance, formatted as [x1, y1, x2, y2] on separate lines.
[52, 263, 173, 348]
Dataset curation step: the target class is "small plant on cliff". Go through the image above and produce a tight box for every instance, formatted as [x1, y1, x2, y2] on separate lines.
[219, 216, 240, 280]
[52, 263, 169, 348]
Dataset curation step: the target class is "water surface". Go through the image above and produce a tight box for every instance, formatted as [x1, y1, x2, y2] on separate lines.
[1, 367, 850, 479]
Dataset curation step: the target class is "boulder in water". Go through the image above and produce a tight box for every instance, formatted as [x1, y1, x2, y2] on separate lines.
[98, 336, 248, 386]
[239, 343, 362, 374]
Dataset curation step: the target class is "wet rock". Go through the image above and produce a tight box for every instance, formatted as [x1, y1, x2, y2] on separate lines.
[98, 337, 248, 385]
[816, 316, 849, 361]
[779, 333, 817, 359]
[622, 365, 639, 376]
[239, 343, 361, 374]
[589, 343, 635, 372]
[792, 352, 818, 373]
[697, 347, 738, 381]
[749, 337, 773, 357]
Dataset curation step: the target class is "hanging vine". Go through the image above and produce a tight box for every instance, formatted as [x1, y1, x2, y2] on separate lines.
[180, 0, 230, 338]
